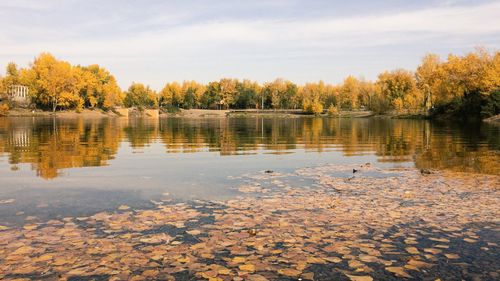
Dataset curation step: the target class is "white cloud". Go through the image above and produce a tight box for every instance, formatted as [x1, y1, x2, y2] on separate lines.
[0, 1, 499, 88]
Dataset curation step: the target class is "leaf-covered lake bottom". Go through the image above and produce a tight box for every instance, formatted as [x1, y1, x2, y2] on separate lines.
[1, 164, 499, 280]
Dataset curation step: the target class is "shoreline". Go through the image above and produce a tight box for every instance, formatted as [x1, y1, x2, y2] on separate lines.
[3, 108, 498, 123]
[2, 108, 120, 118]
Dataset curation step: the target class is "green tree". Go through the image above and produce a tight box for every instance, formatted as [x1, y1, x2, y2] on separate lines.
[201, 81, 222, 109]
[181, 81, 204, 109]
[235, 80, 260, 109]
[159, 82, 182, 108]
[124, 83, 157, 109]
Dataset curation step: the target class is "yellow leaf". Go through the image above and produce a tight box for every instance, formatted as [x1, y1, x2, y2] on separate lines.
[239, 264, 255, 272]
[444, 253, 460, 259]
[386, 267, 412, 278]
[306, 257, 326, 264]
[346, 274, 374, 281]
[405, 247, 419, 255]
[232, 256, 246, 263]
[278, 268, 301, 277]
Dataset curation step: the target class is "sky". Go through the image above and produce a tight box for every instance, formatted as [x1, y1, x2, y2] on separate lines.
[1, 0, 499, 90]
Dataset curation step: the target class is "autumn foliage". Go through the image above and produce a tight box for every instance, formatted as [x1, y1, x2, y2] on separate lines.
[0, 49, 498, 118]
[0, 53, 123, 112]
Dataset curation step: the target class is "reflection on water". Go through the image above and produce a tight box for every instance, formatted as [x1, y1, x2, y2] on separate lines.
[0, 117, 499, 280]
[0, 116, 498, 178]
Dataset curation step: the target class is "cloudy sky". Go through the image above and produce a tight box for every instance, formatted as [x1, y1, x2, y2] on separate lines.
[1, 0, 499, 90]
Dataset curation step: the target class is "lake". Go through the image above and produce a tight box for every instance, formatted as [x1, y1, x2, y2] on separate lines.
[0, 116, 498, 221]
[0, 116, 499, 280]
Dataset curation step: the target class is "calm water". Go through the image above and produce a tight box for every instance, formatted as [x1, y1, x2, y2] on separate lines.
[0, 116, 499, 223]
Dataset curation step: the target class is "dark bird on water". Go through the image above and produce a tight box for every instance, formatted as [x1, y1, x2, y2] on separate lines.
[353, 169, 358, 173]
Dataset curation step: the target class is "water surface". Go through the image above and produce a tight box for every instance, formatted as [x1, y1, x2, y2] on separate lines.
[0, 116, 498, 222]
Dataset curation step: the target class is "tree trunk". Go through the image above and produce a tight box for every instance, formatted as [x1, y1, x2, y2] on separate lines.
[52, 96, 57, 112]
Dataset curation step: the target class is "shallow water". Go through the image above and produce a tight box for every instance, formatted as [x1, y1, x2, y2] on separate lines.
[0, 116, 499, 280]
[0, 116, 498, 222]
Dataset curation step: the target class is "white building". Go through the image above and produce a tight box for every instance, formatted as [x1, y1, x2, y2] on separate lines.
[8, 85, 30, 104]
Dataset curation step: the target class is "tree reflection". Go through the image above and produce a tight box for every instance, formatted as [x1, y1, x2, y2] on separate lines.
[0, 117, 498, 179]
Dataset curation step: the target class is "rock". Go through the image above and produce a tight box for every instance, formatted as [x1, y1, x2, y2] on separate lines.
[420, 169, 432, 175]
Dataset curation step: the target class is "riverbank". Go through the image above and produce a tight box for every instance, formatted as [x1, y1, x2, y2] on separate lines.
[484, 114, 500, 124]
[164, 109, 376, 118]
[3, 108, 120, 118]
[3, 108, 497, 124]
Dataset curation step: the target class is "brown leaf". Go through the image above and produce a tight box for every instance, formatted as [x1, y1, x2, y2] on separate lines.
[405, 247, 419, 255]
[278, 268, 301, 277]
[346, 274, 374, 281]
[386, 267, 412, 278]
[239, 264, 255, 272]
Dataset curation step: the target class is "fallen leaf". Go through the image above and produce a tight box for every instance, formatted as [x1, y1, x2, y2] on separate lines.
[444, 253, 460, 259]
[239, 264, 255, 272]
[386, 267, 412, 278]
[278, 268, 301, 277]
[232, 256, 246, 263]
[406, 247, 419, 254]
[346, 274, 374, 281]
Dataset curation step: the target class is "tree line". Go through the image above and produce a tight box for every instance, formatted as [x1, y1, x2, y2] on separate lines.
[0, 49, 498, 119]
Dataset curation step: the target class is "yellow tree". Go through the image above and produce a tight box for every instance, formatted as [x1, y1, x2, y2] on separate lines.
[77, 64, 123, 109]
[159, 82, 182, 107]
[0, 75, 5, 99]
[416, 53, 442, 108]
[340, 76, 360, 109]
[299, 81, 326, 113]
[262, 78, 297, 109]
[29, 53, 82, 111]
[377, 69, 421, 111]
[102, 76, 123, 109]
[219, 78, 238, 109]
[3, 63, 20, 91]
[441, 49, 493, 100]
[484, 51, 500, 91]
[359, 80, 377, 109]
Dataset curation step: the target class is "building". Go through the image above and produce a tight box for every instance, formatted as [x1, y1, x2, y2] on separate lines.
[8, 85, 30, 105]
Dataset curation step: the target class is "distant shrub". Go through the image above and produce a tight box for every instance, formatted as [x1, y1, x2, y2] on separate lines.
[327, 104, 339, 116]
[303, 99, 323, 115]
